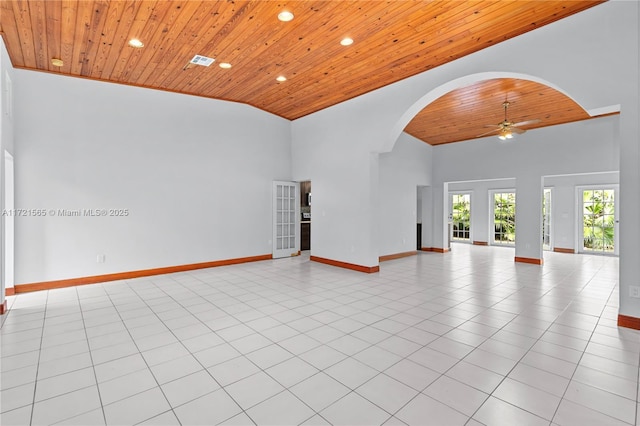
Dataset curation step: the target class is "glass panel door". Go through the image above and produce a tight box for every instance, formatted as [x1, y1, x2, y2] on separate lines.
[450, 193, 471, 242]
[493, 192, 516, 245]
[273, 181, 299, 258]
[581, 187, 617, 255]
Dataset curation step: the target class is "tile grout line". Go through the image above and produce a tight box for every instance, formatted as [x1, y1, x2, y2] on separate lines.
[27, 290, 50, 426]
[77, 285, 110, 425]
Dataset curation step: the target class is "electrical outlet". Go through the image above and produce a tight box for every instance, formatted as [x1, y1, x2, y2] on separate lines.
[97, 254, 106, 263]
[629, 286, 640, 298]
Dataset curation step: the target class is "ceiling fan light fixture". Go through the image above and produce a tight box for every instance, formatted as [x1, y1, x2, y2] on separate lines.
[498, 129, 513, 140]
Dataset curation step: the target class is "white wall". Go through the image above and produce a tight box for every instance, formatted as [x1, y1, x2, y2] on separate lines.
[378, 133, 431, 257]
[0, 37, 16, 306]
[14, 71, 291, 284]
[432, 117, 618, 184]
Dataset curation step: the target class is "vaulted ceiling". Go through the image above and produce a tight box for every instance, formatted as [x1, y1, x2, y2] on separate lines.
[0, 1, 605, 142]
[405, 78, 599, 146]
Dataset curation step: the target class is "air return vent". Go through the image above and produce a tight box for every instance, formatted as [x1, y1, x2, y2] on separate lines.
[190, 55, 215, 67]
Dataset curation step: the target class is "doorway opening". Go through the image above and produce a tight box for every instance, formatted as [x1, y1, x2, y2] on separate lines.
[300, 181, 311, 251]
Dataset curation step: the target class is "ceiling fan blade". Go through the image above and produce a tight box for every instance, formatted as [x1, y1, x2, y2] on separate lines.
[511, 127, 526, 134]
[483, 124, 500, 128]
[511, 119, 541, 127]
[477, 128, 500, 137]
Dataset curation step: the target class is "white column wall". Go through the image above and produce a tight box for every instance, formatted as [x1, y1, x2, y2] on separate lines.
[378, 133, 431, 257]
[514, 175, 544, 260]
[291, 112, 380, 267]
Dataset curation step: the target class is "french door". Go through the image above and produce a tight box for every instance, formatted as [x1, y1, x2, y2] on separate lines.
[450, 193, 471, 242]
[492, 191, 516, 246]
[272, 181, 300, 259]
[579, 186, 618, 255]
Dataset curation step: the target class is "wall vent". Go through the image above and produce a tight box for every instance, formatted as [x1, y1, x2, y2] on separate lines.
[190, 55, 215, 67]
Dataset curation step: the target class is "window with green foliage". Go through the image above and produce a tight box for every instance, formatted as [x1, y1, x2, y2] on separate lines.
[451, 193, 471, 241]
[583, 189, 615, 253]
[493, 192, 516, 245]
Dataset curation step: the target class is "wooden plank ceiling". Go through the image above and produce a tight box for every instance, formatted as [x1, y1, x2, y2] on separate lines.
[405, 78, 595, 145]
[0, 1, 603, 124]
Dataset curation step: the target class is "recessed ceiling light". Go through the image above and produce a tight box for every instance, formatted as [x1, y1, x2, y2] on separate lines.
[278, 11, 294, 22]
[276, 75, 287, 82]
[219, 62, 232, 69]
[340, 37, 354, 46]
[128, 38, 144, 48]
[51, 58, 64, 67]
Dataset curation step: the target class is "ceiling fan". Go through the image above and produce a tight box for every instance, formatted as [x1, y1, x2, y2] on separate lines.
[478, 101, 541, 140]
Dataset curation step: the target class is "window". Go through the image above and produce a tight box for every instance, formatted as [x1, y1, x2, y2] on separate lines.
[493, 191, 516, 245]
[451, 193, 471, 242]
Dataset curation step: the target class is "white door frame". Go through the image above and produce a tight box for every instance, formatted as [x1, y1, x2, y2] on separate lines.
[543, 187, 554, 251]
[3, 150, 14, 291]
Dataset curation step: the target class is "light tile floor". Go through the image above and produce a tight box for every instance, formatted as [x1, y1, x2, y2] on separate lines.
[1, 244, 638, 425]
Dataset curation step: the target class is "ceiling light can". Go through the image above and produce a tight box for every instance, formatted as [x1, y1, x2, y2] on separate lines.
[51, 58, 64, 67]
[128, 38, 144, 48]
[278, 11, 294, 22]
[219, 62, 232, 69]
[276, 75, 287, 82]
[340, 37, 354, 46]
